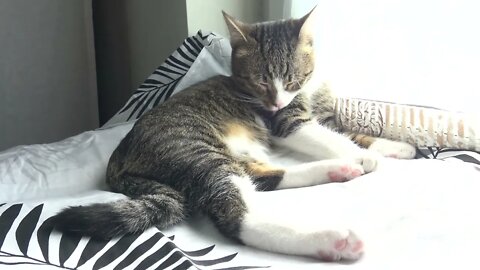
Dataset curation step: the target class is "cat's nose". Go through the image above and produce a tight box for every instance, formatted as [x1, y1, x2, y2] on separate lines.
[276, 101, 285, 109]
[269, 105, 280, 112]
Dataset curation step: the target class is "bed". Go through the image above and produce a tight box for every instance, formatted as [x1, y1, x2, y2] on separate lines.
[1, 32, 480, 270]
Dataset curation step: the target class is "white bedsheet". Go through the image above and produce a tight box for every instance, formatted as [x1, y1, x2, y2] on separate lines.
[1, 123, 480, 269]
[166, 154, 480, 270]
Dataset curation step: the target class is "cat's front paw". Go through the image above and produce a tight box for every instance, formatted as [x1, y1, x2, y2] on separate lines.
[311, 229, 364, 261]
[327, 162, 364, 182]
[368, 139, 416, 159]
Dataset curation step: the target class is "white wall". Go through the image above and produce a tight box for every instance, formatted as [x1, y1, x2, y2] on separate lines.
[186, 0, 267, 37]
[289, 0, 480, 114]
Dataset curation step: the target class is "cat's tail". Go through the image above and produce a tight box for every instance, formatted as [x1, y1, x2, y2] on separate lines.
[51, 185, 186, 240]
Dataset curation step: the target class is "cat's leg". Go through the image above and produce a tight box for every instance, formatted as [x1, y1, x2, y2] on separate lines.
[246, 160, 364, 190]
[346, 133, 416, 159]
[204, 173, 364, 261]
[273, 120, 379, 172]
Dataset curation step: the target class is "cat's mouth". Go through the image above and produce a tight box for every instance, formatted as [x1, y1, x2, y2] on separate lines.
[265, 101, 287, 112]
[267, 105, 280, 112]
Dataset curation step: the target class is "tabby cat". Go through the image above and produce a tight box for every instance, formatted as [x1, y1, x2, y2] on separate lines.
[53, 8, 415, 261]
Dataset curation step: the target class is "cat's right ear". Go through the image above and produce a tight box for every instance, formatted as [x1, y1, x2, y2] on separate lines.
[222, 11, 251, 46]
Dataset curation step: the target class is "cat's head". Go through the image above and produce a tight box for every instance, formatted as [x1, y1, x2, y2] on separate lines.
[223, 8, 317, 112]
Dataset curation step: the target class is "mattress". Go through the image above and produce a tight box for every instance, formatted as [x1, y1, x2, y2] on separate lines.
[1, 122, 480, 270]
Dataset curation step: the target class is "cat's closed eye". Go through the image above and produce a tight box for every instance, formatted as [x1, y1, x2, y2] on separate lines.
[258, 74, 269, 88]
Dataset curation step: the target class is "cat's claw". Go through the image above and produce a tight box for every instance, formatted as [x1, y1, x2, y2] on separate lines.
[368, 139, 416, 159]
[312, 229, 364, 261]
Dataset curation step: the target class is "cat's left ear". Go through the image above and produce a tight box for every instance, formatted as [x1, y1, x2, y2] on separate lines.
[222, 11, 252, 47]
[298, 6, 318, 46]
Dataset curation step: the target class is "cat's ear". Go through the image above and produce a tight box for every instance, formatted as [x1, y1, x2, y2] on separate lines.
[298, 6, 318, 46]
[222, 11, 252, 46]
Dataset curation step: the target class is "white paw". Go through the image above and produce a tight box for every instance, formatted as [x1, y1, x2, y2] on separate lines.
[310, 229, 364, 261]
[326, 160, 365, 182]
[354, 150, 381, 173]
[368, 139, 416, 159]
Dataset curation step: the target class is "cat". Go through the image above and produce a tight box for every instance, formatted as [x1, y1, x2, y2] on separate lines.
[53, 8, 416, 262]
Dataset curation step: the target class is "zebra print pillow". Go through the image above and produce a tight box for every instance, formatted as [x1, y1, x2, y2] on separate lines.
[103, 31, 214, 128]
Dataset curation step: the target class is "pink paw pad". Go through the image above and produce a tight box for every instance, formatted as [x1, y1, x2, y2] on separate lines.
[313, 231, 364, 262]
[334, 239, 348, 251]
[328, 172, 345, 182]
[352, 240, 364, 253]
[328, 165, 363, 182]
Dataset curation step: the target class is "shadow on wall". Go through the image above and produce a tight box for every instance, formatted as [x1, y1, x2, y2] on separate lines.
[93, 0, 132, 125]
[93, 0, 189, 125]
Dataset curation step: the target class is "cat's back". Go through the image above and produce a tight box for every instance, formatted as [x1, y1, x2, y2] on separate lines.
[151, 75, 237, 115]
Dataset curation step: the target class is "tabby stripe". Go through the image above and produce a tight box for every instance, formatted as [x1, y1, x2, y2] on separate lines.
[143, 197, 172, 218]
[258, 26, 266, 57]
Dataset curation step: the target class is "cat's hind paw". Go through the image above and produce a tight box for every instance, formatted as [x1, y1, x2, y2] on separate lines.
[312, 229, 364, 262]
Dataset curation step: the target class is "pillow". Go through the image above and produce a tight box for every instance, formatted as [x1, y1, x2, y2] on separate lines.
[0, 122, 133, 202]
[335, 97, 480, 152]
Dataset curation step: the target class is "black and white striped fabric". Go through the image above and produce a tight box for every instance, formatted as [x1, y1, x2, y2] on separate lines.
[416, 147, 480, 168]
[103, 30, 215, 127]
[0, 202, 265, 270]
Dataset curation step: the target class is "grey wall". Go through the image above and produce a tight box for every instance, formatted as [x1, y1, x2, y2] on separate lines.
[94, 0, 188, 124]
[0, 0, 99, 151]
